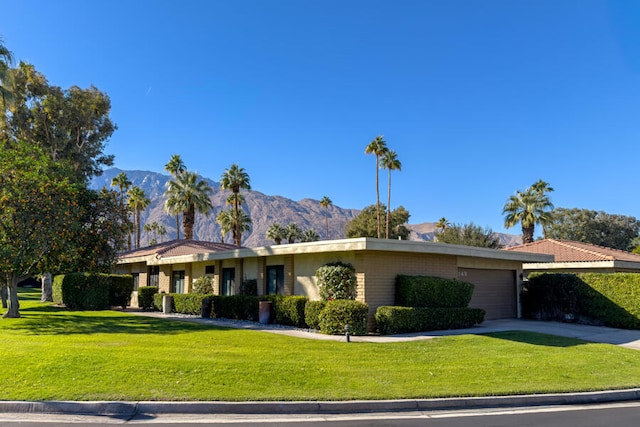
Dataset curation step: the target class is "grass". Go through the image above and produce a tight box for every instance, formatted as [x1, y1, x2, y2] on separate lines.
[2, 288, 640, 401]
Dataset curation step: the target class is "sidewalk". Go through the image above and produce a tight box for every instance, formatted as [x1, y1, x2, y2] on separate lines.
[130, 311, 640, 350]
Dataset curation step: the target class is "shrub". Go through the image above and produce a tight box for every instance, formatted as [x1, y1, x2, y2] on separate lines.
[210, 295, 260, 321]
[108, 274, 134, 309]
[316, 261, 357, 301]
[174, 294, 213, 315]
[375, 306, 485, 335]
[240, 279, 258, 296]
[153, 293, 170, 312]
[52, 273, 110, 310]
[318, 299, 368, 335]
[192, 276, 214, 294]
[304, 300, 327, 330]
[138, 286, 158, 311]
[523, 273, 640, 329]
[395, 275, 474, 308]
[270, 295, 308, 327]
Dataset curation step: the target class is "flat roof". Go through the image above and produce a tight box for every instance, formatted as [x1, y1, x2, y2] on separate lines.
[118, 238, 553, 266]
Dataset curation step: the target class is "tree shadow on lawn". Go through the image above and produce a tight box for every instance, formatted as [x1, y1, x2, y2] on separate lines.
[3, 307, 227, 336]
[481, 330, 589, 348]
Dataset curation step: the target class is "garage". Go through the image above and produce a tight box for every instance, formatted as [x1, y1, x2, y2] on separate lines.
[458, 268, 517, 319]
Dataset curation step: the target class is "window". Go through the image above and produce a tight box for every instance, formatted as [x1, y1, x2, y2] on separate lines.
[171, 270, 185, 294]
[132, 273, 139, 291]
[266, 265, 285, 295]
[221, 268, 235, 296]
[148, 266, 159, 287]
[205, 265, 215, 275]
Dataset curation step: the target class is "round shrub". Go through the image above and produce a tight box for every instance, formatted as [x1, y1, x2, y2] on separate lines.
[137, 286, 158, 311]
[318, 299, 368, 335]
[316, 261, 357, 301]
[192, 276, 214, 294]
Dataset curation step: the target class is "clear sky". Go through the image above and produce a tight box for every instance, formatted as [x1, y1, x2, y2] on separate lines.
[2, 0, 640, 235]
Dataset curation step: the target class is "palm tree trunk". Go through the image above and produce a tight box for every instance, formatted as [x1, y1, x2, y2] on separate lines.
[375, 154, 381, 239]
[522, 224, 535, 244]
[135, 209, 141, 249]
[233, 192, 240, 246]
[184, 205, 195, 240]
[325, 208, 329, 240]
[386, 169, 391, 239]
[175, 215, 180, 240]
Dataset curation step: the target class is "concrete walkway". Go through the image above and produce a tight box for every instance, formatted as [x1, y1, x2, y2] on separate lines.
[131, 311, 640, 350]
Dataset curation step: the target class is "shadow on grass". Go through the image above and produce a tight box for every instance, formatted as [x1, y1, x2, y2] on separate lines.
[481, 330, 588, 348]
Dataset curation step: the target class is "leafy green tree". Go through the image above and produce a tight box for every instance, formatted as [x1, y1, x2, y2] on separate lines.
[346, 204, 411, 240]
[320, 196, 332, 240]
[380, 149, 401, 239]
[220, 163, 251, 246]
[364, 135, 388, 238]
[164, 171, 213, 240]
[0, 37, 14, 110]
[4, 62, 116, 181]
[545, 208, 640, 251]
[164, 154, 186, 240]
[503, 179, 554, 244]
[435, 223, 503, 249]
[301, 229, 320, 242]
[266, 223, 286, 245]
[127, 186, 150, 249]
[285, 223, 303, 244]
[0, 142, 80, 317]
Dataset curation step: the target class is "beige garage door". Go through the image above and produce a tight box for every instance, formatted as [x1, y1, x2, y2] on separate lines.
[458, 268, 517, 320]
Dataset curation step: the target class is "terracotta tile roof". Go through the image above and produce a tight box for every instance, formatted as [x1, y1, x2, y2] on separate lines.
[119, 240, 239, 260]
[504, 239, 640, 263]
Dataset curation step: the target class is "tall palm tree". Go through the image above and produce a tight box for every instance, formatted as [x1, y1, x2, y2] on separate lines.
[503, 180, 554, 244]
[380, 149, 401, 239]
[320, 196, 332, 240]
[156, 224, 167, 243]
[164, 171, 213, 240]
[110, 171, 133, 249]
[164, 154, 186, 240]
[365, 135, 388, 238]
[220, 163, 251, 246]
[266, 223, 286, 245]
[0, 38, 14, 109]
[127, 186, 150, 249]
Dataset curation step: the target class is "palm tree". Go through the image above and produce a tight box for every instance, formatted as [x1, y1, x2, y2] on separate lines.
[127, 186, 150, 249]
[380, 149, 401, 239]
[503, 180, 554, 244]
[164, 154, 186, 240]
[285, 223, 303, 244]
[301, 229, 320, 242]
[266, 223, 286, 245]
[320, 196, 332, 240]
[365, 135, 388, 238]
[220, 163, 251, 246]
[232, 208, 252, 245]
[164, 171, 213, 240]
[0, 38, 14, 109]
[143, 222, 154, 245]
[216, 210, 234, 243]
[110, 171, 132, 198]
[156, 224, 167, 243]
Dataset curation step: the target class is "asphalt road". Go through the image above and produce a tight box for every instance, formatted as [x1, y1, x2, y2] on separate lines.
[2, 402, 640, 426]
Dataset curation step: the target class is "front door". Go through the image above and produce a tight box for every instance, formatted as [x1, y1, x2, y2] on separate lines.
[222, 268, 235, 296]
[266, 265, 284, 295]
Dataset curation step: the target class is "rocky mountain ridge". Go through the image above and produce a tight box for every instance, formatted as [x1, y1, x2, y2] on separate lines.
[91, 169, 521, 248]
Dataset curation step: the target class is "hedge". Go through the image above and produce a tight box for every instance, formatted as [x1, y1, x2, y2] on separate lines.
[316, 262, 357, 301]
[209, 295, 261, 321]
[395, 275, 474, 308]
[304, 300, 327, 330]
[523, 273, 640, 329]
[375, 306, 485, 335]
[53, 273, 133, 310]
[138, 286, 158, 311]
[268, 295, 308, 328]
[318, 299, 368, 335]
[174, 294, 214, 315]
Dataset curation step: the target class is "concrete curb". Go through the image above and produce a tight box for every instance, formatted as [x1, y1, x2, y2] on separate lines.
[2, 389, 640, 416]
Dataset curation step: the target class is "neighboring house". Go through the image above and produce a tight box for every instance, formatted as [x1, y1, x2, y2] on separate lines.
[116, 238, 551, 328]
[505, 239, 640, 275]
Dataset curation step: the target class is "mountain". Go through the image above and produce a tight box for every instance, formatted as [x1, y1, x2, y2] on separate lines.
[91, 169, 521, 248]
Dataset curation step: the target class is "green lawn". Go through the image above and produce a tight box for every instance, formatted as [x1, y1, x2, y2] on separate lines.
[2, 288, 640, 401]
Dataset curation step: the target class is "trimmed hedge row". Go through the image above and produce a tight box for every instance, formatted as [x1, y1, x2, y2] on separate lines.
[395, 275, 474, 308]
[304, 300, 327, 330]
[268, 295, 308, 328]
[523, 273, 640, 329]
[375, 306, 485, 334]
[138, 286, 158, 311]
[53, 273, 134, 310]
[318, 300, 368, 335]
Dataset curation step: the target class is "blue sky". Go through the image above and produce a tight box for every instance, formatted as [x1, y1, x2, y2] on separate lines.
[2, 0, 640, 235]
